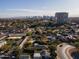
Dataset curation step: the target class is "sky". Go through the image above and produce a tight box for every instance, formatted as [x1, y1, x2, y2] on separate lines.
[0, 0, 79, 18]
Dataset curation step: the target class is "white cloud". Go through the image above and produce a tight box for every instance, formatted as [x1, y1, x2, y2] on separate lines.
[69, 8, 79, 17]
[7, 9, 43, 12]
[0, 9, 55, 18]
[0, 8, 79, 18]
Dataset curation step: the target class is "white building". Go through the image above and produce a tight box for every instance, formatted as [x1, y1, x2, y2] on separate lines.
[19, 54, 31, 59]
[0, 41, 7, 48]
[33, 53, 42, 59]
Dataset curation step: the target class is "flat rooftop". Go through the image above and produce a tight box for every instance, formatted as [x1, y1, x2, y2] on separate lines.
[7, 33, 26, 39]
[7, 37, 22, 39]
[9, 33, 26, 37]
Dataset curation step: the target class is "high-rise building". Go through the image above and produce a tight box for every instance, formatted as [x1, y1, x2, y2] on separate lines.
[55, 12, 68, 24]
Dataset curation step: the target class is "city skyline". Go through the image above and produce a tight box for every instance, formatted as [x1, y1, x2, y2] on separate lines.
[0, 0, 79, 18]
